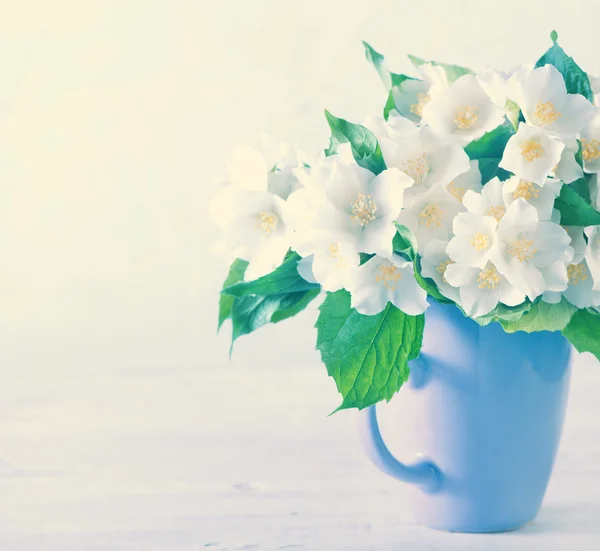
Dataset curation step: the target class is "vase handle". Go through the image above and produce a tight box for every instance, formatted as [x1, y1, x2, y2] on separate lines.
[358, 404, 442, 493]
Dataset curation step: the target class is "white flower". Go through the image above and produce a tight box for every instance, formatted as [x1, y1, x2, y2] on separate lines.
[477, 68, 511, 108]
[421, 74, 506, 145]
[585, 225, 600, 291]
[499, 122, 565, 185]
[346, 254, 428, 316]
[463, 176, 508, 222]
[445, 160, 483, 203]
[226, 140, 305, 198]
[210, 188, 291, 280]
[420, 240, 460, 302]
[296, 242, 360, 292]
[379, 126, 470, 206]
[589, 74, 600, 106]
[489, 198, 574, 300]
[507, 64, 594, 139]
[478, 64, 534, 108]
[502, 176, 562, 221]
[339, 112, 417, 163]
[396, 184, 464, 248]
[391, 63, 448, 122]
[543, 226, 600, 308]
[580, 109, 600, 173]
[210, 138, 309, 279]
[552, 140, 583, 183]
[285, 156, 412, 258]
[446, 212, 498, 268]
[444, 260, 526, 318]
[363, 112, 417, 140]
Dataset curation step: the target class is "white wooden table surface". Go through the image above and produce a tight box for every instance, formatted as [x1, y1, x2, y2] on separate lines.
[1, 352, 599, 550]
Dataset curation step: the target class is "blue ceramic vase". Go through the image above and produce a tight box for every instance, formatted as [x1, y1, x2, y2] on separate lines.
[359, 300, 572, 533]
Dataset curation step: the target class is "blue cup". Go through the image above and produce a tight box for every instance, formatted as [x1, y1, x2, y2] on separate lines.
[359, 299, 572, 532]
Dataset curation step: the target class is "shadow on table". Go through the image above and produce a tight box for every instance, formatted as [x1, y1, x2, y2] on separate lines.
[519, 503, 600, 535]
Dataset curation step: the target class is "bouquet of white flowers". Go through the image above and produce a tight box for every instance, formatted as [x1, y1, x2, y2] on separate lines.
[212, 32, 600, 411]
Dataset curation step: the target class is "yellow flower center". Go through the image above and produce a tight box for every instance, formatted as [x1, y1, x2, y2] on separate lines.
[486, 205, 506, 222]
[471, 232, 490, 251]
[256, 211, 278, 235]
[508, 238, 537, 262]
[375, 264, 402, 291]
[512, 180, 541, 201]
[477, 264, 501, 290]
[454, 106, 478, 129]
[581, 138, 600, 163]
[351, 193, 377, 226]
[532, 101, 561, 126]
[329, 243, 344, 261]
[402, 153, 430, 185]
[447, 181, 466, 201]
[520, 139, 545, 162]
[419, 203, 443, 228]
[409, 93, 431, 117]
[567, 262, 589, 285]
[437, 259, 454, 284]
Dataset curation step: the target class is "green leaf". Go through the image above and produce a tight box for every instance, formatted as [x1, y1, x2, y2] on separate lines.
[554, 184, 600, 225]
[563, 308, 600, 360]
[472, 301, 533, 326]
[218, 259, 249, 331]
[464, 124, 515, 184]
[412, 261, 453, 304]
[271, 288, 321, 323]
[408, 54, 473, 83]
[363, 41, 418, 92]
[505, 99, 521, 131]
[324, 110, 387, 174]
[230, 288, 320, 349]
[222, 253, 319, 297]
[569, 143, 592, 202]
[535, 36, 594, 102]
[570, 175, 592, 203]
[501, 299, 576, 333]
[315, 290, 424, 411]
[392, 223, 417, 260]
[383, 91, 397, 120]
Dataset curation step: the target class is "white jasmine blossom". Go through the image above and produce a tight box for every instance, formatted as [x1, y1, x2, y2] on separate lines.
[552, 140, 584, 184]
[544, 226, 600, 308]
[462, 176, 508, 222]
[396, 184, 464, 248]
[585, 226, 600, 291]
[420, 240, 460, 302]
[379, 126, 470, 206]
[346, 254, 428, 316]
[392, 63, 449, 122]
[580, 110, 600, 173]
[444, 260, 526, 317]
[446, 212, 498, 269]
[363, 112, 417, 141]
[285, 156, 412, 258]
[421, 74, 506, 145]
[210, 188, 291, 280]
[489, 198, 574, 300]
[507, 64, 595, 139]
[502, 176, 562, 222]
[296, 242, 360, 292]
[499, 122, 565, 185]
[477, 68, 511, 108]
[445, 160, 483, 202]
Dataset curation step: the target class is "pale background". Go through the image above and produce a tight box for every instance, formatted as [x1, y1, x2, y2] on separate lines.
[2, 0, 596, 372]
[1, 1, 599, 549]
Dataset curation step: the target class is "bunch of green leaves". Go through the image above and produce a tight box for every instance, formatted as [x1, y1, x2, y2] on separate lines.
[219, 254, 320, 352]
